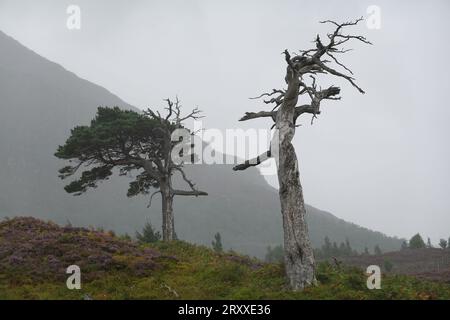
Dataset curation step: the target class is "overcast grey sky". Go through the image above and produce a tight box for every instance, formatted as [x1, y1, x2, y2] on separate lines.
[0, 0, 449, 243]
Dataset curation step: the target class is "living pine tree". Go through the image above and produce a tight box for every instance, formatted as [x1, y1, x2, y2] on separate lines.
[55, 101, 207, 241]
[212, 232, 223, 253]
[315, 237, 358, 259]
[409, 233, 426, 249]
[427, 237, 433, 248]
[364, 247, 370, 255]
[374, 245, 382, 255]
[136, 221, 161, 244]
[384, 259, 393, 272]
[438, 239, 448, 249]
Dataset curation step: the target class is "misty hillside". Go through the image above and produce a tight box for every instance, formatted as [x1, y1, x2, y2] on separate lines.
[0, 30, 403, 258]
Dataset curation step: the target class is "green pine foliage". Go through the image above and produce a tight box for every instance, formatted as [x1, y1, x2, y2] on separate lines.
[136, 221, 162, 244]
[313, 237, 359, 259]
[268, 236, 363, 262]
[55, 107, 161, 196]
[384, 259, 394, 272]
[212, 232, 223, 253]
[409, 234, 427, 249]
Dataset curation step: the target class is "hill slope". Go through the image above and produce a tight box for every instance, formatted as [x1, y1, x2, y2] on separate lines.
[0, 30, 403, 258]
[0, 217, 448, 300]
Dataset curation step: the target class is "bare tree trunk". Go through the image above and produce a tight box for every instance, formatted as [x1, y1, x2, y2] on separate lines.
[277, 141, 316, 290]
[275, 74, 316, 291]
[233, 18, 369, 291]
[160, 180, 175, 241]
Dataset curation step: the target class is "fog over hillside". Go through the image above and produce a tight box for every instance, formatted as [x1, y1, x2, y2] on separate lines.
[0, 30, 403, 258]
[1, 0, 448, 244]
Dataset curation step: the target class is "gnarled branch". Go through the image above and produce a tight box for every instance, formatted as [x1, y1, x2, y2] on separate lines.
[172, 166, 208, 197]
[171, 190, 208, 196]
[233, 150, 272, 171]
[239, 111, 276, 122]
[147, 190, 161, 208]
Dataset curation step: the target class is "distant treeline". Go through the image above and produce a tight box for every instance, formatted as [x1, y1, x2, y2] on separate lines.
[401, 233, 450, 250]
[266, 233, 450, 263]
[265, 236, 382, 263]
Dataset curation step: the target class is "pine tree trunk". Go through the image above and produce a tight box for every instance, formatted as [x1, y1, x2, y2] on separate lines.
[275, 73, 316, 290]
[277, 140, 316, 290]
[161, 181, 175, 241]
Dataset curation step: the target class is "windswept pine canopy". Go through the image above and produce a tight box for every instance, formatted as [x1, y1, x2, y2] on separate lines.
[55, 107, 161, 195]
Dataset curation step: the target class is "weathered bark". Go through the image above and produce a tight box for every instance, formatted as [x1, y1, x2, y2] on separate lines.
[277, 139, 316, 289]
[160, 179, 175, 241]
[278, 146, 316, 289]
[274, 73, 316, 290]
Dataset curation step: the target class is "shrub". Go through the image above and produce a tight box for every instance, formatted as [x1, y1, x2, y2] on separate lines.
[384, 259, 394, 272]
[136, 221, 161, 244]
[439, 239, 448, 249]
[409, 233, 426, 249]
[212, 232, 223, 253]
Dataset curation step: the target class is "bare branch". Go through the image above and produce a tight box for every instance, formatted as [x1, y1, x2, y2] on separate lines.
[334, 34, 372, 45]
[294, 86, 341, 122]
[294, 104, 320, 118]
[320, 17, 364, 28]
[146, 97, 204, 126]
[326, 52, 353, 75]
[147, 190, 161, 208]
[177, 107, 204, 123]
[164, 98, 173, 121]
[239, 111, 276, 122]
[233, 150, 272, 171]
[171, 190, 208, 196]
[283, 49, 296, 71]
[172, 166, 208, 197]
[250, 89, 285, 100]
[298, 48, 316, 57]
[314, 59, 365, 94]
[173, 167, 195, 191]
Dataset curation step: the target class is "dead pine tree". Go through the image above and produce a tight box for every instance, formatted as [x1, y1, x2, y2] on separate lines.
[233, 18, 371, 290]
